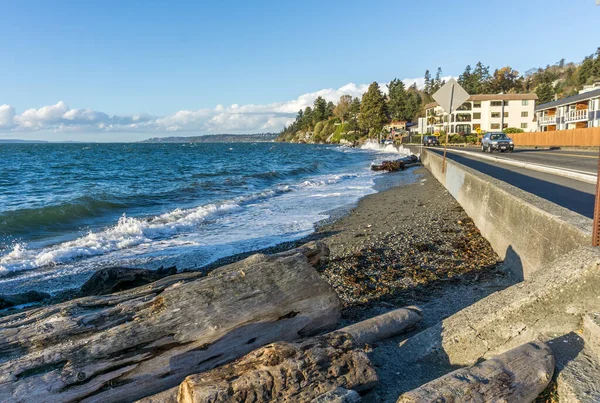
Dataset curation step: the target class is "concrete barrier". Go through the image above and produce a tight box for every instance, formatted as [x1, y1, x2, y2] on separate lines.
[420, 148, 591, 279]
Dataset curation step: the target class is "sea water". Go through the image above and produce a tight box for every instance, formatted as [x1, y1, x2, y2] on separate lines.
[0, 141, 410, 294]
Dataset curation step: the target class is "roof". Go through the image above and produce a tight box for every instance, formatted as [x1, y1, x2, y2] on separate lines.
[535, 87, 600, 111]
[424, 93, 539, 110]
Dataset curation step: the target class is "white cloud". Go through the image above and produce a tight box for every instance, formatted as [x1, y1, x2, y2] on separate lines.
[0, 104, 16, 128]
[1, 77, 450, 136]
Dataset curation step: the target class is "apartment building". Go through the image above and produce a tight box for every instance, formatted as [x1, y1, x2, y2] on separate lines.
[536, 86, 600, 131]
[424, 93, 538, 134]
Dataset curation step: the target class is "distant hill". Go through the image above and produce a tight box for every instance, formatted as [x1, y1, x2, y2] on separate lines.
[141, 133, 278, 143]
[0, 139, 48, 143]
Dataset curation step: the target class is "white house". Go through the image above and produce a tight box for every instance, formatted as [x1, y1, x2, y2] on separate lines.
[424, 93, 538, 134]
[536, 85, 600, 131]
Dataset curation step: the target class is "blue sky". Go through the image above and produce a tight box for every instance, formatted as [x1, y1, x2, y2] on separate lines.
[0, 0, 598, 141]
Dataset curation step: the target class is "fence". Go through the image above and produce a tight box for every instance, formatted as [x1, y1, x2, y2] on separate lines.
[511, 127, 600, 147]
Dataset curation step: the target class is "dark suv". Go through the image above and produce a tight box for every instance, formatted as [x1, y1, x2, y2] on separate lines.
[423, 135, 440, 146]
[481, 132, 514, 153]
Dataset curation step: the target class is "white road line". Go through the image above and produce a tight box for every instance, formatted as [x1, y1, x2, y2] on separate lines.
[444, 148, 598, 184]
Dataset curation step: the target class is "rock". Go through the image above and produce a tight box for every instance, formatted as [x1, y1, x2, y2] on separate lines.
[311, 387, 361, 403]
[0, 250, 341, 403]
[371, 155, 419, 172]
[79, 265, 177, 296]
[0, 290, 50, 309]
[397, 341, 555, 403]
[177, 332, 377, 403]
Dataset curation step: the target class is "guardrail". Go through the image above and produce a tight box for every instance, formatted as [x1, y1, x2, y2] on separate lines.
[511, 127, 600, 147]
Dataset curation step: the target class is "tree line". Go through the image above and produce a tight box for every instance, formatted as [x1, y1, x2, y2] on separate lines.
[277, 48, 600, 143]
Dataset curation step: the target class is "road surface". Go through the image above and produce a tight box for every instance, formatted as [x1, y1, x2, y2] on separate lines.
[425, 147, 597, 219]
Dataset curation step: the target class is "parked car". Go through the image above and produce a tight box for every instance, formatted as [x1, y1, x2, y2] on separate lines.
[423, 135, 440, 146]
[481, 132, 514, 153]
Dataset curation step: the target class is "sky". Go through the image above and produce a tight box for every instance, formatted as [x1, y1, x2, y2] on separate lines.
[0, 0, 599, 141]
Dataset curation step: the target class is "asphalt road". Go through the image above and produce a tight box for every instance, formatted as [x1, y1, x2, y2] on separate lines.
[426, 146, 597, 219]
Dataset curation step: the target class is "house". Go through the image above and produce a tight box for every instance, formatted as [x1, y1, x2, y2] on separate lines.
[424, 93, 538, 134]
[385, 120, 407, 133]
[535, 85, 600, 131]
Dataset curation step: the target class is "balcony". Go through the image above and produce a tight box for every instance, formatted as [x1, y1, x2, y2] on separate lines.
[564, 109, 589, 123]
[539, 115, 556, 125]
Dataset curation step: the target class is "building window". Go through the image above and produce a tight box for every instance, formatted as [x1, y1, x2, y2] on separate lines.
[522, 100, 529, 106]
[491, 112, 501, 118]
[473, 112, 481, 119]
[504, 112, 509, 118]
[491, 123, 500, 129]
[456, 113, 471, 122]
[457, 103, 472, 111]
[491, 101, 502, 107]
[503, 123, 508, 129]
[521, 111, 528, 117]
[521, 123, 528, 129]
[473, 102, 481, 108]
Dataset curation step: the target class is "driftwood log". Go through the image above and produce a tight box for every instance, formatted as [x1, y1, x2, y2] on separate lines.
[156, 307, 422, 403]
[371, 155, 419, 172]
[337, 306, 421, 346]
[177, 332, 377, 403]
[0, 243, 340, 403]
[397, 341, 555, 403]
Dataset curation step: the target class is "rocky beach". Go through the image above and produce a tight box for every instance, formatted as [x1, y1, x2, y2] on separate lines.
[0, 158, 530, 402]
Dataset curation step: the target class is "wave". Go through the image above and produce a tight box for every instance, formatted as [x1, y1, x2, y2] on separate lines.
[360, 140, 413, 156]
[0, 185, 295, 275]
[250, 162, 322, 180]
[0, 197, 128, 235]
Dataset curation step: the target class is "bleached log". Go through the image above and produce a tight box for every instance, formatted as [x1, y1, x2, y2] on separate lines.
[166, 308, 421, 403]
[396, 341, 555, 403]
[0, 249, 341, 403]
[177, 332, 377, 403]
[337, 307, 421, 346]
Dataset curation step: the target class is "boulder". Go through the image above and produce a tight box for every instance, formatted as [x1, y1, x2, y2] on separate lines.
[79, 265, 177, 296]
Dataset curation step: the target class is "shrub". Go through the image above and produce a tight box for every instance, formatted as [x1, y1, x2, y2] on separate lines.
[504, 127, 524, 134]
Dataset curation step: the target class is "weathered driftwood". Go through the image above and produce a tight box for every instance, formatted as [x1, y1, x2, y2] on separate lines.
[371, 155, 419, 172]
[0, 243, 340, 403]
[337, 307, 421, 346]
[396, 341, 555, 403]
[177, 332, 377, 403]
[311, 387, 361, 403]
[154, 307, 421, 403]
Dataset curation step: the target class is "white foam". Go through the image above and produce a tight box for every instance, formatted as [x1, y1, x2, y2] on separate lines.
[360, 140, 413, 156]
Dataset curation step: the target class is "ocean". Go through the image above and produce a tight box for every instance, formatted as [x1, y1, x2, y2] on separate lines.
[0, 141, 413, 294]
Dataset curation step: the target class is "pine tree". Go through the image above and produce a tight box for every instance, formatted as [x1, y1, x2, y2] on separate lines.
[387, 78, 408, 121]
[536, 82, 554, 104]
[359, 82, 388, 137]
[313, 96, 328, 122]
[334, 95, 352, 123]
[424, 70, 432, 94]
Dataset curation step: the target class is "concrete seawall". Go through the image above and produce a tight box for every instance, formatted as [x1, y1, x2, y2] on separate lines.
[418, 148, 592, 280]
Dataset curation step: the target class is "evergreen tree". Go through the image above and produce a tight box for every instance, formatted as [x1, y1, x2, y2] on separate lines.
[387, 78, 408, 121]
[473, 62, 492, 93]
[424, 70, 432, 94]
[359, 82, 388, 137]
[313, 96, 328, 122]
[326, 101, 335, 119]
[301, 106, 313, 131]
[536, 82, 554, 104]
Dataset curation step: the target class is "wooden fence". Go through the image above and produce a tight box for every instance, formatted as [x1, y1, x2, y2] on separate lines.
[511, 127, 600, 147]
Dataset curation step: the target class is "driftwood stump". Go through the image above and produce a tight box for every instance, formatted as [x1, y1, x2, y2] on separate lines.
[177, 332, 377, 403]
[397, 341, 555, 403]
[143, 307, 422, 403]
[0, 245, 340, 403]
